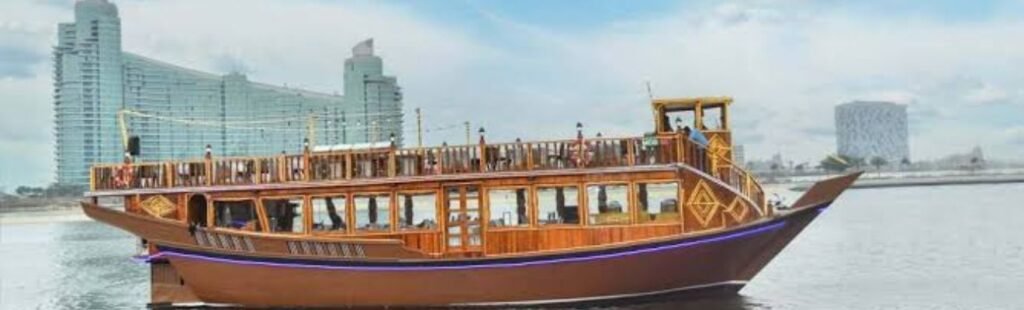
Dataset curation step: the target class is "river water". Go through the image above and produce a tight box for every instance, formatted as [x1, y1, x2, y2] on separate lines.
[1, 184, 1022, 309]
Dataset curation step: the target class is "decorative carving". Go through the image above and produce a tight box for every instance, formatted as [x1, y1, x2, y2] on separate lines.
[687, 180, 720, 227]
[707, 134, 731, 173]
[140, 195, 176, 218]
[724, 197, 748, 222]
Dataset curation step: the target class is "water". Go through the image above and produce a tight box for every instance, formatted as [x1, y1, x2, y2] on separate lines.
[2, 184, 1022, 309]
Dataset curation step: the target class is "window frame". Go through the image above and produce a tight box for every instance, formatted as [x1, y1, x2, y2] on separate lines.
[351, 191, 396, 235]
[259, 195, 309, 234]
[209, 197, 264, 232]
[485, 186, 532, 231]
[309, 193, 353, 235]
[533, 183, 584, 227]
[634, 180, 684, 225]
[583, 182, 633, 227]
[395, 190, 441, 232]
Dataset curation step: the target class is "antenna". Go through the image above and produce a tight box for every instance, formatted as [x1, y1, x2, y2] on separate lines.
[645, 81, 654, 100]
[416, 108, 423, 148]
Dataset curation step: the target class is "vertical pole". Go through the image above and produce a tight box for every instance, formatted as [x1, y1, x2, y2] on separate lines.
[416, 108, 423, 148]
[204, 145, 213, 186]
[165, 162, 173, 187]
[307, 114, 316, 148]
[622, 140, 630, 166]
[89, 167, 96, 191]
[464, 121, 470, 145]
[526, 143, 534, 171]
[253, 158, 261, 184]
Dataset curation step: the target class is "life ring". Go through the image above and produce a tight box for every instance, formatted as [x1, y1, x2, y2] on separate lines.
[569, 140, 592, 167]
[114, 165, 134, 188]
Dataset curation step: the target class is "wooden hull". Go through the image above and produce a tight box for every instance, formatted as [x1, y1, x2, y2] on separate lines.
[159, 207, 819, 307]
[84, 173, 860, 307]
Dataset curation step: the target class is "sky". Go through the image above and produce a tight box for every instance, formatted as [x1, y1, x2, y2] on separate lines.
[1, 0, 1023, 190]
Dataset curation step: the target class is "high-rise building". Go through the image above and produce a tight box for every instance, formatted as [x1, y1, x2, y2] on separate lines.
[732, 144, 745, 168]
[344, 39, 404, 145]
[53, 0, 402, 186]
[54, 0, 124, 186]
[834, 101, 910, 163]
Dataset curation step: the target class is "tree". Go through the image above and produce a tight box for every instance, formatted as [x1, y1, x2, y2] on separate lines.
[846, 156, 866, 170]
[15, 186, 44, 198]
[870, 156, 888, 171]
[819, 155, 850, 173]
[44, 183, 86, 197]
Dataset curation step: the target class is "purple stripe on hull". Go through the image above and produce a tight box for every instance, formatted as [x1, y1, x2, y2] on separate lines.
[151, 221, 789, 272]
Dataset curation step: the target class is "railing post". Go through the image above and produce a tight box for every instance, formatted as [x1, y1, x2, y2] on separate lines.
[253, 158, 262, 184]
[303, 142, 311, 182]
[89, 167, 96, 191]
[626, 139, 636, 166]
[478, 145, 486, 172]
[439, 146, 447, 174]
[277, 155, 286, 182]
[345, 153, 353, 180]
[388, 150, 397, 178]
[164, 162, 173, 188]
[526, 143, 534, 171]
[676, 133, 685, 164]
[204, 145, 213, 186]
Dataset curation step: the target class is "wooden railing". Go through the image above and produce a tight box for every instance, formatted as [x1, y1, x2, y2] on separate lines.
[90, 134, 765, 209]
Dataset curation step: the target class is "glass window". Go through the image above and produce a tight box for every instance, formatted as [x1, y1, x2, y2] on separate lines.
[465, 187, 481, 246]
[262, 197, 305, 233]
[354, 194, 391, 232]
[636, 182, 680, 223]
[311, 195, 347, 232]
[213, 200, 261, 231]
[488, 188, 529, 227]
[702, 107, 724, 130]
[446, 187, 462, 247]
[536, 186, 580, 225]
[398, 192, 438, 230]
[587, 184, 630, 225]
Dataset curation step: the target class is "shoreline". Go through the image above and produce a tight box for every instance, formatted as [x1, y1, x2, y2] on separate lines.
[0, 206, 89, 225]
[786, 174, 1024, 191]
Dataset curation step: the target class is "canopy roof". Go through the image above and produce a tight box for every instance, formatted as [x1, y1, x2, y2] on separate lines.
[651, 96, 733, 112]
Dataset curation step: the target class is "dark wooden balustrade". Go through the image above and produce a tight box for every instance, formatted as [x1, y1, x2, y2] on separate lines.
[90, 134, 763, 207]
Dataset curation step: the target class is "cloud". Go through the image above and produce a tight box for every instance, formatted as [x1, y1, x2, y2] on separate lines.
[2, 0, 1024, 188]
[0, 45, 45, 79]
[963, 83, 1012, 105]
[0, 18, 54, 79]
[477, 2, 1024, 161]
[1006, 127, 1024, 146]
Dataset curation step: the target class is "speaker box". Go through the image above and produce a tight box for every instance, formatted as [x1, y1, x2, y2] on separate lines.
[128, 136, 141, 156]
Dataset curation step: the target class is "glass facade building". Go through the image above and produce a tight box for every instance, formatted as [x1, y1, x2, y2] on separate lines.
[53, 0, 403, 186]
[834, 101, 910, 163]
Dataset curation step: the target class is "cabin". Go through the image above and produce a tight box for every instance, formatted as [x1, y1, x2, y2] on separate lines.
[87, 96, 765, 258]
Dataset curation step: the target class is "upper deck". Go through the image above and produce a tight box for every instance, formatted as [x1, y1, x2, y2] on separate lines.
[89, 97, 762, 205]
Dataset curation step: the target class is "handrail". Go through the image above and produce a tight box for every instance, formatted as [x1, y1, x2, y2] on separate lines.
[88, 134, 766, 209]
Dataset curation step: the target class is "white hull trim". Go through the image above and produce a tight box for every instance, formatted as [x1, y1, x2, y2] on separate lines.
[451, 280, 748, 307]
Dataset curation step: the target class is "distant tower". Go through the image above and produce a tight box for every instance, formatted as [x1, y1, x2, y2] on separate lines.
[834, 101, 910, 162]
[54, 0, 125, 185]
[732, 145, 746, 168]
[343, 39, 404, 145]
